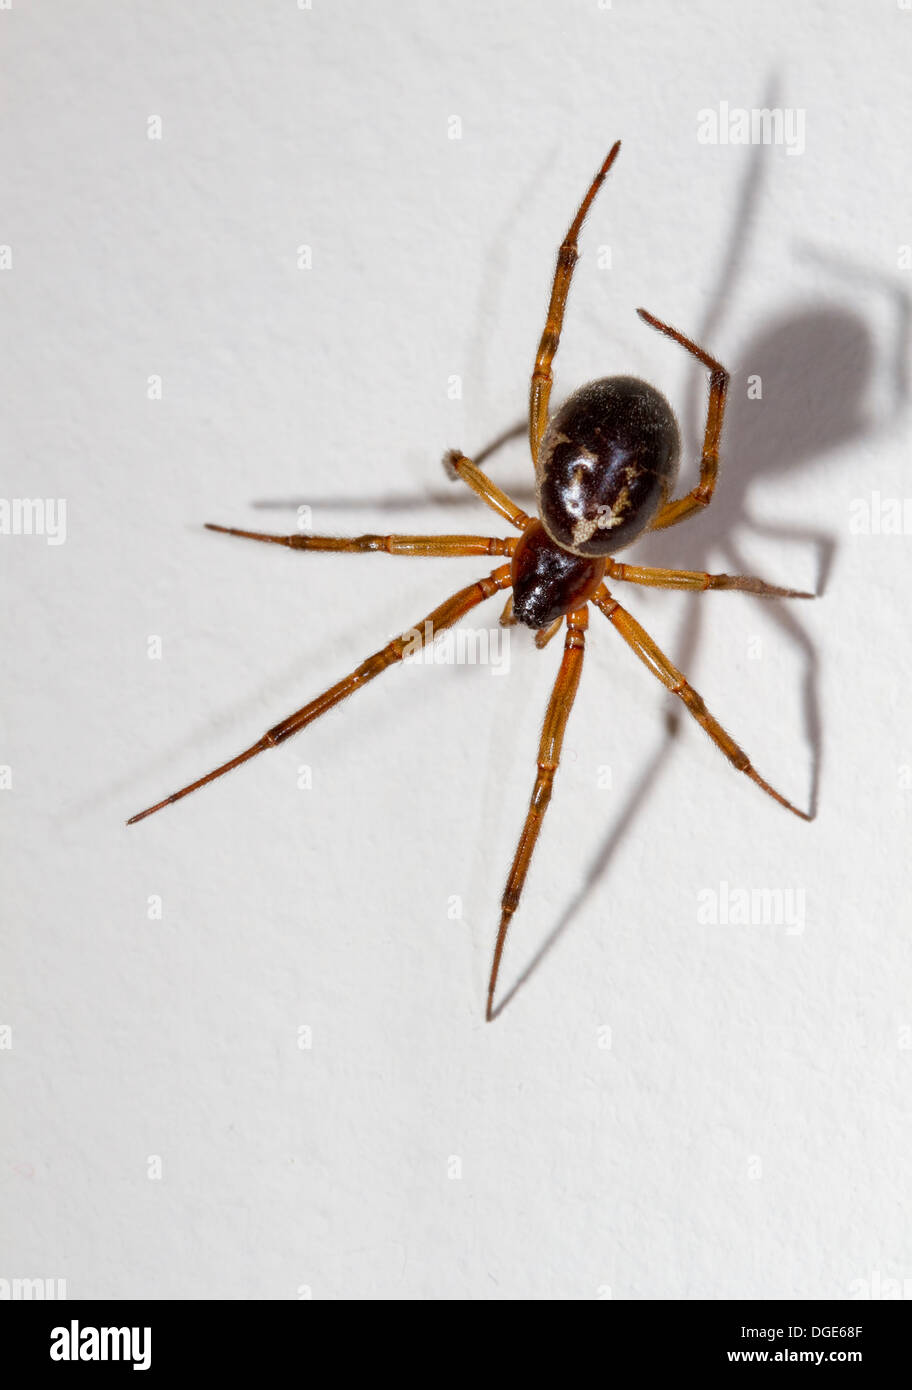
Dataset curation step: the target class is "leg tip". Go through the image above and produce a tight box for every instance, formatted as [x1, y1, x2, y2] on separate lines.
[636, 307, 667, 334]
[601, 140, 621, 172]
[442, 449, 462, 480]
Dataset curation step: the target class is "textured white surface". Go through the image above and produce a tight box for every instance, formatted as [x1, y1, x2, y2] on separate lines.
[2, 0, 911, 1300]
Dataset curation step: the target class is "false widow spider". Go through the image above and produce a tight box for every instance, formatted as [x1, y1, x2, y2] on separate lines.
[128, 141, 813, 1021]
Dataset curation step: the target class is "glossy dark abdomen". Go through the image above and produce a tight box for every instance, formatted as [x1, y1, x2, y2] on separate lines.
[536, 376, 681, 556]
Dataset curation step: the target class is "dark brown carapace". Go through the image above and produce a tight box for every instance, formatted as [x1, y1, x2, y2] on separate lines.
[511, 520, 606, 628]
[128, 141, 814, 1022]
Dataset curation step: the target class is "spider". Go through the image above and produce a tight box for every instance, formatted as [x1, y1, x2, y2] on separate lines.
[128, 141, 814, 1021]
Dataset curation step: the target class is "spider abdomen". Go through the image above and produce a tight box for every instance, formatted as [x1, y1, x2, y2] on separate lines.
[536, 375, 681, 556]
[510, 519, 605, 628]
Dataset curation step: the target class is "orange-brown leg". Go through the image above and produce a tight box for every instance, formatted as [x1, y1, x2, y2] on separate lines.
[529, 142, 622, 459]
[443, 450, 531, 531]
[591, 584, 811, 820]
[607, 560, 814, 599]
[205, 524, 516, 559]
[487, 607, 587, 1021]
[127, 565, 513, 825]
[637, 308, 729, 531]
[534, 618, 564, 648]
[499, 595, 517, 626]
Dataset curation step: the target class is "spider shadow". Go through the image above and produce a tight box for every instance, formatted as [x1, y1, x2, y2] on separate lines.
[248, 419, 537, 517]
[494, 99, 908, 1016]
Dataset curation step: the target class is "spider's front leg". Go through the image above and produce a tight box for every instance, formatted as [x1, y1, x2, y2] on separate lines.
[127, 565, 513, 825]
[487, 606, 588, 1021]
[607, 560, 814, 599]
[591, 584, 811, 820]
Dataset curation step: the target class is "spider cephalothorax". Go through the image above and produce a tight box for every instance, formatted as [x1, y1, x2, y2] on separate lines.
[510, 520, 605, 628]
[129, 140, 813, 1022]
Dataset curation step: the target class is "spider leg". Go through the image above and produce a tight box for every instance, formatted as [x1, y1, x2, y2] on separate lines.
[204, 525, 516, 559]
[591, 584, 811, 820]
[607, 561, 814, 598]
[487, 607, 587, 1021]
[442, 450, 530, 531]
[636, 308, 729, 531]
[534, 618, 564, 648]
[127, 564, 512, 824]
[529, 142, 622, 459]
[499, 595, 517, 626]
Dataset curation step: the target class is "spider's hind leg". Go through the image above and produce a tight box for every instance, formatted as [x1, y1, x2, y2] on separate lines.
[529, 143, 622, 459]
[443, 451, 531, 532]
[637, 308, 729, 532]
